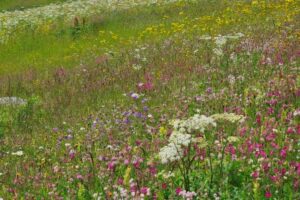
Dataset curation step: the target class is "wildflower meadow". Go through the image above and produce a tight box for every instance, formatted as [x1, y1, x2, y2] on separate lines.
[0, 0, 299, 199]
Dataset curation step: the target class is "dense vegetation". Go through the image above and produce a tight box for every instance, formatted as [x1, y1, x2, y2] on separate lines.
[0, 0, 299, 199]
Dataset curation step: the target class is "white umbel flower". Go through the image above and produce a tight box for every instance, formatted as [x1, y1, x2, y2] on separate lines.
[159, 143, 183, 164]
[211, 113, 245, 123]
[169, 131, 192, 147]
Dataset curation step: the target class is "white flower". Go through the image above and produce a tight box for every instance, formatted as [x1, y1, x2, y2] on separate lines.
[215, 35, 227, 47]
[227, 136, 240, 143]
[159, 143, 183, 164]
[11, 150, 24, 156]
[293, 109, 300, 117]
[65, 143, 71, 147]
[169, 131, 192, 147]
[228, 74, 236, 85]
[198, 35, 212, 40]
[0, 97, 27, 106]
[211, 113, 245, 123]
[171, 114, 216, 133]
[132, 64, 142, 70]
[159, 114, 216, 164]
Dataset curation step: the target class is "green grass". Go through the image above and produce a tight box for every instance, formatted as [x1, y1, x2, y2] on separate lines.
[0, 0, 69, 11]
[0, 0, 224, 75]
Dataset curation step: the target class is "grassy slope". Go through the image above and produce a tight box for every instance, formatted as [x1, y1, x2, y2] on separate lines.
[0, 0, 299, 198]
[0, 1, 221, 75]
[0, 0, 69, 11]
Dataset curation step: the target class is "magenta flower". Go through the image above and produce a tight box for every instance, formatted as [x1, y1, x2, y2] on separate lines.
[108, 161, 117, 171]
[140, 187, 150, 196]
[265, 190, 272, 198]
[176, 187, 182, 195]
[252, 171, 259, 179]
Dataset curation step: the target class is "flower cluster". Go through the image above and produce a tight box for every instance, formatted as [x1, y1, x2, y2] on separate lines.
[171, 114, 216, 133]
[0, 0, 179, 43]
[211, 113, 245, 123]
[159, 114, 216, 163]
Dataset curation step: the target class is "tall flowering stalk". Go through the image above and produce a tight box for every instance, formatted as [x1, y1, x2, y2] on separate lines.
[159, 114, 216, 191]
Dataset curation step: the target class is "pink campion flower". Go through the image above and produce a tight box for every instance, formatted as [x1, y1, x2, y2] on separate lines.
[76, 174, 83, 180]
[144, 81, 154, 91]
[176, 188, 183, 195]
[271, 142, 279, 149]
[69, 149, 76, 159]
[281, 168, 286, 176]
[256, 113, 262, 126]
[267, 99, 278, 106]
[108, 161, 117, 171]
[124, 159, 130, 165]
[239, 127, 247, 136]
[206, 87, 212, 94]
[286, 127, 295, 134]
[118, 178, 124, 185]
[252, 171, 259, 179]
[276, 53, 284, 66]
[258, 150, 267, 158]
[130, 182, 137, 195]
[262, 162, 271, 172]
[135, 140, 142, 146]
[140, 187, 150, 196]
[148, 165, 157, 175]
[266, 133, 276, 141]
[265, 190, 272, 198]
[270, 175, 279, 183]
[280, 147, 288, 159]
[132, 157, 143, 168]
[267, 107, 274, 115]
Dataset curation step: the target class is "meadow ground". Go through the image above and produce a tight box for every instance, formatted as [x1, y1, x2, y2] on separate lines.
[0, 0, 299, 199]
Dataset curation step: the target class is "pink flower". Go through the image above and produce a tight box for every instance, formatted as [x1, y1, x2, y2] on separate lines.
[265, 190, 272, 198]
[140, 187, 150, 196]
[286, 127, 295, 134]
[124, 159, 130, 165]
[149, 165, 157, 175]
[118, 178, 124, 185]
[176, 187, 183, 195]
[76, 174, 83, 180]
[108, 161, 117, 171]
[69, 149, 76, 159]
[256, 113, 262, 126]
[280, 147, 288, 159]
[252, 171, 259, 179]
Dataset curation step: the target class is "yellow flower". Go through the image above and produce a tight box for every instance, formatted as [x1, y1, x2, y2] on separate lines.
[159, 126, 167, 135]
[123, 167, 131, 186]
